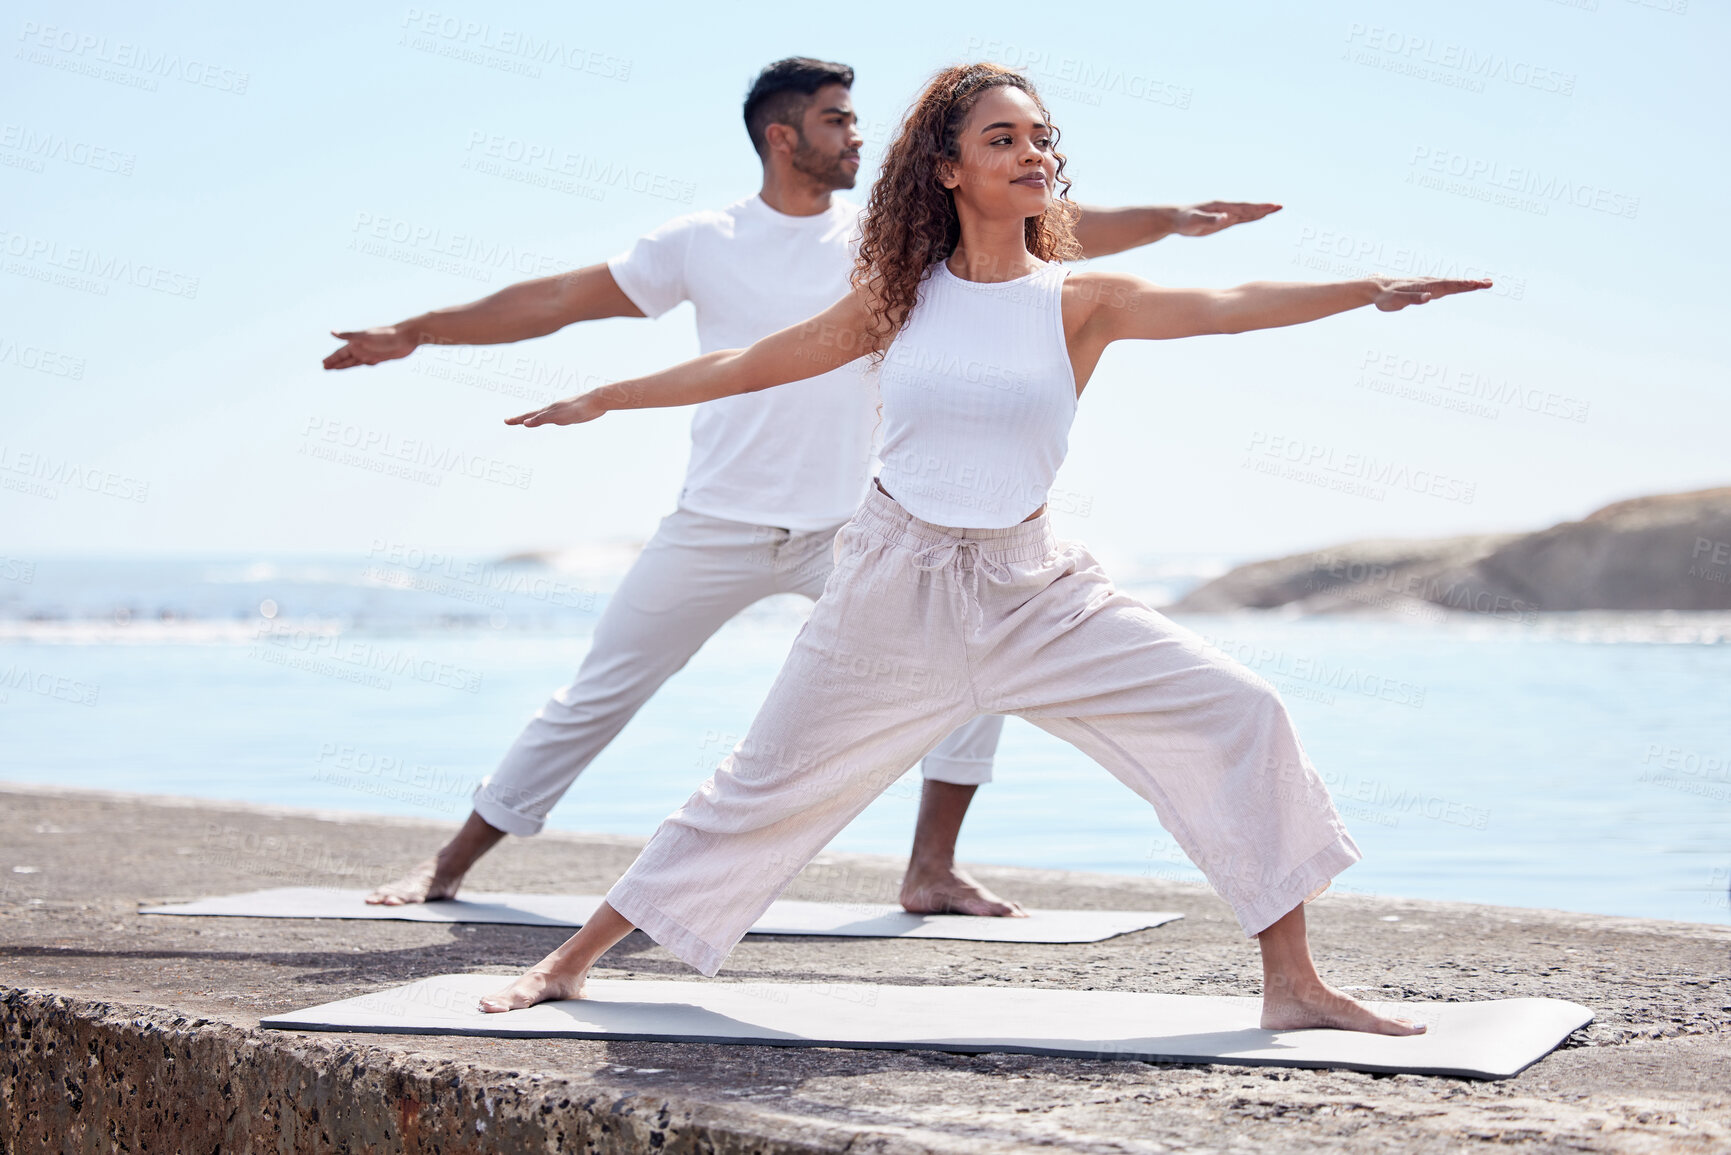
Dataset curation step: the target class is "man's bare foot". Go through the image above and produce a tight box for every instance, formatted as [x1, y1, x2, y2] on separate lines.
[366, 857, 463, 905]
[478, 966, 586, 1013]
[366, 812, 506, 905]
[1260, 979, 1427, 1035]
[899, 862, 1028, 917]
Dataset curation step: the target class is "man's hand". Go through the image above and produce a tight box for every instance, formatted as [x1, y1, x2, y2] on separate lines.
[505, 390, 611, 427]
[1370, 277, 1493, 312]
[1171, 201, 1283, 237]
[323, 326, 419, 370]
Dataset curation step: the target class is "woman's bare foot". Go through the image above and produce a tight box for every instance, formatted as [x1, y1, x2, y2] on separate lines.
[1255, 902, 1424, 1035]
[478, 901, 638, 1014]
[1259, 977, 1427, 1035]
[478, 965, 587, 1013]
[366, 857, 463, 905]
[899, 862, 1028, 917]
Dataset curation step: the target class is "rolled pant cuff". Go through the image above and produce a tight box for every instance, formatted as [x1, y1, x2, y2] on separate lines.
[471, 786, 547, 838]
[1233, 831, 1363, 939]
[919, 755, 995, 786]
[606, 882, 729, 977]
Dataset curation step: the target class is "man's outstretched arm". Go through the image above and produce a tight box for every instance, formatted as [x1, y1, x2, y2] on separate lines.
[1070, 201, 1283, 259]
[323, 263, 646, 370]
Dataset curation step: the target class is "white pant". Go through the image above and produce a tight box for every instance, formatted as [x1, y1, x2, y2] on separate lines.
[608, 486, 1358, 975]
[472, 506, 1004, 836]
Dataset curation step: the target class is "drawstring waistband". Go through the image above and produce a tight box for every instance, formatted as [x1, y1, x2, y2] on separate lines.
[911, 538, 1013, 634]
[857, 482, 1056, 566]
[857, 483, 1055, 634]
[910, 537, 1014, 582]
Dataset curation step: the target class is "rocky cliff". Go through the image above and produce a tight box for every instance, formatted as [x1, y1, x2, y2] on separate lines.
[1170, 487, 1731, 616]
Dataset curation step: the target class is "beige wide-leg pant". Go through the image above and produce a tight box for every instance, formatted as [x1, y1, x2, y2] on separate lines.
[608, 486, 1361, 975]
[473, 505, 1003, 836]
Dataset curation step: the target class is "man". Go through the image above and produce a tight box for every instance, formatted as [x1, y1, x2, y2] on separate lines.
[325, 57, 1279, 916]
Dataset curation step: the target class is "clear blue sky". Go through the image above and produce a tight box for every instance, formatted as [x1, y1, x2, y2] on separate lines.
[3, 0, 1725, 567]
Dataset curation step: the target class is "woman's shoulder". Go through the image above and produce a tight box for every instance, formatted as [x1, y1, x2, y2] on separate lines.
[1062, 268, 1144, 313]
[1062, 267, 1139, 290]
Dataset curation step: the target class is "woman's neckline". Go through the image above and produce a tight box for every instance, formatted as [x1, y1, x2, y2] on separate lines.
[936, 259, 1054, 288]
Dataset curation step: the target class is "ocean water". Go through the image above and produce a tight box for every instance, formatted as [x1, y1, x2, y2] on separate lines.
[1, 554, 1727, 927]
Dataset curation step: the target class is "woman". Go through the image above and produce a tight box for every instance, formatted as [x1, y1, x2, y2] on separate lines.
[481, 63, 1488, 1034]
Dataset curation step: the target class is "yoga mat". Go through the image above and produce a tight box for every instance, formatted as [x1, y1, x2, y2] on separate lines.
[141, 887, 1182, 944]
[261, 974, 1593, 1080]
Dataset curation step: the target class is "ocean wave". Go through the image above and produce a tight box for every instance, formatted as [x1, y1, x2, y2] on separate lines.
[1172, 608, 1731, 645]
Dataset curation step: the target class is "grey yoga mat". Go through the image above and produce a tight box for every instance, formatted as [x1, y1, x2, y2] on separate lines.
[260, 974, 1593, 1080]
[140, 887, 1183, 944]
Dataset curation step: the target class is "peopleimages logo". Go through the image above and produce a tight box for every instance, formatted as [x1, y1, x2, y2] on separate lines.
[0, 664, 100, 707]
[0, 334, 86, 379]
[15, 21, 251, 94]
[0, 123, 136, 175]
[462, 132, 695, 204]
[348, 211, 570, 282]
[1357, 348, 1590, 424]
[1408, 146, 1640, 220]
[1242, 431, 1476, 506]
[398, 9, 631, 80]
[1343, 23, 1577, 96]
[299, 417, 534, 490]
[0, 444, 148, 502]
[1198, 634, 1428, 710]
[1290, 224, 1525, 302]
[251, 621, 484, 694]
[0, 226, 200, 299]
[877, 449, 1048, 515]
[365, 539, 597, 611]
[961, 36, 1192, 108]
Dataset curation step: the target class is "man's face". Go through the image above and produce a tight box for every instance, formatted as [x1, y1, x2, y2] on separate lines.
[789, 82, 863, 190]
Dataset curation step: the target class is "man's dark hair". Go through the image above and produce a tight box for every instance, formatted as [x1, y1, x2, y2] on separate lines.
[743, 57, 854, 158]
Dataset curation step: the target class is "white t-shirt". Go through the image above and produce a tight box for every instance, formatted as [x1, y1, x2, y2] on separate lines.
[607, 195, 878, 531]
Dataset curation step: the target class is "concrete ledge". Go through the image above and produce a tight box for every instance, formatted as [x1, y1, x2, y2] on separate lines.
[3, 783, 1730, 1153]
[2, 986, 887, 1154]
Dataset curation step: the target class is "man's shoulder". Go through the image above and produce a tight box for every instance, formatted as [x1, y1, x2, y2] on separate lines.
[637, 200, 748, 241]
[650, 195, 862, 239]
[687, 195, 861, 227]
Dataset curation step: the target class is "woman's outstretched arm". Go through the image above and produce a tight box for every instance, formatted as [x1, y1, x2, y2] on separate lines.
[505, 286, 882, 427]
[1070, 271, 1493, 348]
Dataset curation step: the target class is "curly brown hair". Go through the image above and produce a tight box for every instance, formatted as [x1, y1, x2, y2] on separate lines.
[852, 62, 1081, 358]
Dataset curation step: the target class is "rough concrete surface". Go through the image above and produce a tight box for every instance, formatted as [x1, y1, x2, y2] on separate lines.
[2, 782, 1727, 1153]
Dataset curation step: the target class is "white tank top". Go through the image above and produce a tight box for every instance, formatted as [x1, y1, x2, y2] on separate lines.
[875, 261, 1077, 528]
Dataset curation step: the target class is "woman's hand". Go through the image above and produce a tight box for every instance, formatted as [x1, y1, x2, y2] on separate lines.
[505, 390, 611, 427]
[1369, 277, 1493, 311]
[1171, 201, 1283, 237]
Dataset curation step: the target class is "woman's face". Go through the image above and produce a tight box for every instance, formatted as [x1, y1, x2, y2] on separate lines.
[941, 85, 1056, 221]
